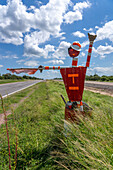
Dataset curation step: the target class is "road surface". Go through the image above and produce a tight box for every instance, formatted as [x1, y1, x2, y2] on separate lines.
[85, 81, 113, 91]
[0, 80, 113, 98]
[0, 80, 43, 98]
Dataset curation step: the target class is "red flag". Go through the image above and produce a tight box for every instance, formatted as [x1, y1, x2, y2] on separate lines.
[7, 68, 38, 75]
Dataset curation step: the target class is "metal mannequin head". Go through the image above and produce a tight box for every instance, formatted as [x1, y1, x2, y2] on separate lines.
[68, 42, 81, 58]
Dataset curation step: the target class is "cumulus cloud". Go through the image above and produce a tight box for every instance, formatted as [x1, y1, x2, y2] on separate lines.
[45, 60, 64, 65]
[24, 60, 39, 67]
[0, 0, 70, 45]
[81, 40, 89, 48]
[82, 20, 113, 47]
[64, 11, 82, 24]
[64, 1, 91, 24]
[52, 41, 71, 59]
[43, 45, 55, 58]
[88, 67, 113, 76]
[72, 31, 85, 38]
[33, 0, 70, 35]
[0, 0, 32, 45]
[83, 28, 93, 32]
[96, 20, 113, 42]
[24, 31, 50, 57]
[24, 33, 55, 58]
[0, 0, 71, 45]
[24, 36, 70, 59]
[93, 45, 113, 59]
[80, 52, 85, 57]
[38, 70, 61, 79]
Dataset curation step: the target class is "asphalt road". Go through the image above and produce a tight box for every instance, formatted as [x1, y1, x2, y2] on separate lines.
[0, 80, 113, 98]
[0, 80, 43, 98]
[85, 81, 113, 91]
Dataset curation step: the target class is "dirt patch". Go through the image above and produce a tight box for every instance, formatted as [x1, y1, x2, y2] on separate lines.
[0, 89, 35, 126]
[85, 87, 113, 97]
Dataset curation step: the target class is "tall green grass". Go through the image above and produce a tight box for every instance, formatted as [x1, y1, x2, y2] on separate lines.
[0, 83, 38, 114]
[0, 80, 113, 169]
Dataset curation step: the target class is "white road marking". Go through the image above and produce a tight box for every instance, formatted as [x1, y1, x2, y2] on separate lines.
[2, 82, 38, 98]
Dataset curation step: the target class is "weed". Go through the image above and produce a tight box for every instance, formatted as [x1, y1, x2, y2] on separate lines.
[0, 81, 113, 169]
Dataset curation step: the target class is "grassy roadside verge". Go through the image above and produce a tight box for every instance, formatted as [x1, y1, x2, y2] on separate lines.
[0, 80, 113, 169]
[0, 82, 39, 114]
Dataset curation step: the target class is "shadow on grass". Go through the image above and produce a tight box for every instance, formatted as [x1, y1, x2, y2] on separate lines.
[15, 123, 86, 170]
[16, 127, 64, 169]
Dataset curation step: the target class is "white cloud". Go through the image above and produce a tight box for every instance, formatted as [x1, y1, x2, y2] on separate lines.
[35, 1, 43, 7]
[88, 67, 113, 76]
[81, 40, 89, 48]
[96, 20, 113, 42]
[24, 60, 39, 67]
[0, 0, 32, 45]
[38, 70, 61, 79]
[0, 54, 18, 59]
[16, 59, 25, 64]
[24, 33, 55, 58]
[52, 41, 71, 59]
[60, 37, 66, 40]
[93, 45, 113, 59]
[72, 31, 85, 38]
[0, 0, 71, 45]
[73, 1, 91, 11]
[45, 60, 64, 65]
[0, 65, 3, 67]
[64, 11, 82, 24]
[81, 52, 85, 57]
[24, 31, 50, 57]
[33, 0, 70, 35]
[83, 28, 93, 32]
[64, 1, 91, 24]
[95, 26, 99, 29]
[43, 45, 55, 58]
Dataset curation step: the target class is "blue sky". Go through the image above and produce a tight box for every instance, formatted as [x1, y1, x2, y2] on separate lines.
[0, 0, 113, 79]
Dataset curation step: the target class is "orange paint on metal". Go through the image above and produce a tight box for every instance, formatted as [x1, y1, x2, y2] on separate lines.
[68, 74, 79, 84]
[73, 42, 81, 48]
[58, 66, 60, 69]
[45, 66, 49, 69]
[69, 86, 79, 90]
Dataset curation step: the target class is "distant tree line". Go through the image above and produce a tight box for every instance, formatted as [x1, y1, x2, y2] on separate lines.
[2, 73, 112, 81]
[0, 73, 43, 80]
[54, 74, 113, 82]
[85, 74, 113, 82]
[54, 77, 62, 80]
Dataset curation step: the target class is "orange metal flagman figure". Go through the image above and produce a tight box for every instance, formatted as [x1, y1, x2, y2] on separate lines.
[7, 33, 97, 123]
